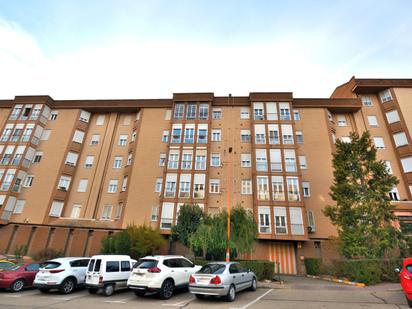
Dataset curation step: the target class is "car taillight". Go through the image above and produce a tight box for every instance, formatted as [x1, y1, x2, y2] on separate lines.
[49, 269, 65, 274]
[189, 275, 195, 283]
[210, 276, 221, 284]
[148, 267, 161, 273]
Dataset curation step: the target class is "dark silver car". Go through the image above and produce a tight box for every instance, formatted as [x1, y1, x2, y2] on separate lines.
[189, 262, 257, 301]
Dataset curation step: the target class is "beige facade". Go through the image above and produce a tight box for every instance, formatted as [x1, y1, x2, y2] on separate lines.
[0, 77, 411, 274]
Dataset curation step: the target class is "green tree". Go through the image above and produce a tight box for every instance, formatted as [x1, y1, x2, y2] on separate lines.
[323, 131, 405, 258]
[171, 204, 204, 247]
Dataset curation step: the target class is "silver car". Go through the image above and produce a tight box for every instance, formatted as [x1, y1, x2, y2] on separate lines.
[189, 262, 257, 301]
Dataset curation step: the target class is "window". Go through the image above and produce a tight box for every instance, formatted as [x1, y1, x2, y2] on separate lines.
[113, 156, 122, 168]
[121, 176, 128, 192]
[197, 125, 208, 144]
[386, 110, 400, 124]
[401, 157, 412, 173]
[281, 124, 293, 144]
[159, 153, 166, 166]
[20, 104, 32, 120]
[155, 178, 163, 193]
[341, 136, 351, 143]
[279, 103, 291, 120]
[181, 152, 192, 169]
[212, 108, 222, 119]
[162, 130, 169, 142]
[23, 175, 34, 188]
[266, 102, 277, 120]
[241, 130, 251, 142]
[256, 176, 269, 201]
[90, 134, 100, 146]
[9, 105, 22, 120]
[101, 205, 113, 220]
[240, 107, 249, 119]
[13, 200, 25, 214]
[209, 179, 220, 193]
[384, 161, 393, 174]
[299, 155, 307, 169]
[108, 180, 118, 193]
[1, 146, 14, 165]
[121, 260, 130, 272]
[268, 125, 279, 145]
[33, 151, 43, 163]
[184, 126, 195, 144]
[127, 152, 133, 165]
[211, 129, 221, 142]
[307, 210, 316, 232]
[367, 115, 378, 127]
[393, 132, 408, 147]
[79, 111, 91, 123]
[296, 131, 303, 144]
[195, 152, 207, 170]
[269, 149, 282, 172]
[373, 137, 385, 149]
[160, 202, 174, 229]
[389, 187, 400, 201]
[41, 129, 51, 141]
[96, 115, 105, 125]
[118, 134, 128, 146]
[287, 177, 300, 201]
[272, 176, 285, 201]
[241, 179, 252, 195]
[253, 103, 264, 120]
[284, 149, 297, 172]
[131, 130, 137, 142]
[241, 153, 251, 168]
[199, 104, 209, 120]
[168, 152, 179, 169]
[164, 174, 177, 197]
[11, 125, 23, 142]
[21, 124, 34, 142]
[0, 125, 13, 142]
[255, 149, 268, 172]
[164, 109, 172, 120]
[179, 174, 191, 198]
[174, 104, 184, 119]
[72, 130, 84, 144]
[274, 207, 288, 234]
[186, 104, 197, 119]
[302, 181, 310, 197]
[254, 124, 266, 144]
[84, 155, 94, 168]
[12, 146, 25, 165]
[293, 109, 300, 121]
[172, 125, 182, 144]
[115, 203, 123, 219]
[49, 201, 64, 217]
[70, 204, 82, 219]
[77, 179, 88, 192]
[362, 96, 373, 107]
[379, 89, 392, 103]
[58, 175, 71, 191]
[193, 174, 206, 199]
[50, 111, 58, 121]
[290, 207, 304, 235]
[337, 115, 347, 126]
[211, 153, 221, 167]
[258, 206, 271, 233]
[65, 152, 79, 166]
[151, 206, 158, 221]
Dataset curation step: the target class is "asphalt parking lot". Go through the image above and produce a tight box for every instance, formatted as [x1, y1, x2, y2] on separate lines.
[0, 277, 409, 309]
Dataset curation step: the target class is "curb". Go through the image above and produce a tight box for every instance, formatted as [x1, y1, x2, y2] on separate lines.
[306, 274, 366, 287]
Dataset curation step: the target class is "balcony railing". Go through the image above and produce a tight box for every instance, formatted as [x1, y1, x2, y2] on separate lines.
[160, 218, 173, 229]
[257, 191, 270, 201]
[259, 226, 271, 234]
[273, 192, 285, 201]
[164, 191, 175, 198]
[275, 226, 288, 234]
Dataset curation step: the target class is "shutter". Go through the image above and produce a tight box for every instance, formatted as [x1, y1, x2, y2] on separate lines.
[255, 149, 267, 160]
[281, 124, 293, 135]
[194, 174, 206, 185]
[33, 126, 43, 139]
[279, 102, 290, 110]
[284, 149, 296, 160]
[5, 145, 15, 154]
[386, 110, 400, 123]
[401, 157, 412, 173]
[16, 145, 26, 154]
[24, 147, 35, 161]
[161, 203, 174, 220]
[85, 156, 94, 165]
[73, 130, 85, 143]
[254, 124, 265, 135]
[180, 174, 191, 183]
[393, 132, 408, 147]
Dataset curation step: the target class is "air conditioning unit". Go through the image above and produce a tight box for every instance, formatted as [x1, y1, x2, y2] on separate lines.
[58, 186, 67, 191]
[308, 225, 315, 233]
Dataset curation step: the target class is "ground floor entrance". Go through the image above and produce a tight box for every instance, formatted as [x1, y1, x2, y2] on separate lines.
[270, 241, 297, 275]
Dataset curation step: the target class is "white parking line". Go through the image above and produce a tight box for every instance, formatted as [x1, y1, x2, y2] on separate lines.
[103, 297, 135, 304]
[162, 296, 195, 306]
[52, 294, 87, 301]
[2, 290, 40, 298]
[231, 289, 274, 309]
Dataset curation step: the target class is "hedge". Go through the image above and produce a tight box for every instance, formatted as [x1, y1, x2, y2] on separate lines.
[304, 258, 402, 285]
[194, 259, 274, 280]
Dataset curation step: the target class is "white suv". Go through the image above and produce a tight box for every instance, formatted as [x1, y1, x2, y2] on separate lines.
[34, 257, 90, 294]
[127, 255, 201, 299]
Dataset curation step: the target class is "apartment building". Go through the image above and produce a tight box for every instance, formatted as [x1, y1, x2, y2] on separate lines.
[0, 77, 411, 274]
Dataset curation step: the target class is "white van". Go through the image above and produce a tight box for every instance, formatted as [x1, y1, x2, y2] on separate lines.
[85, 255, 136, 296]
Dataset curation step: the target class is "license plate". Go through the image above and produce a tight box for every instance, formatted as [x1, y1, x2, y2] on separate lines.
[200, 278, 210, 283]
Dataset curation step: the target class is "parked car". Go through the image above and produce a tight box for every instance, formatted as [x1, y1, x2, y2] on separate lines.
[127, 255, 201, 299]
[33, 257, 90, 294]
[0, 260, 15, 271]
[397, 257, 412, 307]
[85, 255, 136, 296]
[0, 263, 43, 292]
[189, 262, 257, 302]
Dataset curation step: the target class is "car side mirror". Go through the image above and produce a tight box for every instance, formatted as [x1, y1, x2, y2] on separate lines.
[395, 268, 401, 273]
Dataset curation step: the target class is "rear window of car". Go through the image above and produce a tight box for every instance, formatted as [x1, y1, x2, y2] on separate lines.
[88, 259, 95, 271]
[42, 262, 61, 269]
[134, 259, 158, 269]
[26, 264, 40, 271]
[198, 264, 226, 274]
[106, 261, 120, 272]
[406, 265, 412, 273]
[94, 259, 102, 272]
[0, 262, 15, 270]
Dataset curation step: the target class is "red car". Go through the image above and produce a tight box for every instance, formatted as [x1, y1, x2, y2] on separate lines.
[399, 258, 412, 307]
[0, 263, 43, 292]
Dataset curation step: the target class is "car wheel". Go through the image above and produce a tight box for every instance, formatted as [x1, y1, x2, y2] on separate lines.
[39, 288, 50, 293]
[103, 284, 115, 296]
[407, 296, 412, 308]
[159, 279, 174, 300]
[249, 277, 257, 291]
[225, 285, 236, 302]
[59, 278, 76, 294]
[195, 294, 205, 299]
[10, 279, 25, 292]
[88, 288, 98, 294]
[134, 290, 145, 297]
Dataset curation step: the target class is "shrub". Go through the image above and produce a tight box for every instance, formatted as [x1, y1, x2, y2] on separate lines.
[32, 248, 64, 262]
[304, 258, 323, 275]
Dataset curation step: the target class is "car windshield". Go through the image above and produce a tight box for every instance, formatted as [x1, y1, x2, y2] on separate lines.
[406, 265, 412, 273]
[134, 259, 158, 269]
[198, 264, 226, 274]
[42, 262, 61, 269]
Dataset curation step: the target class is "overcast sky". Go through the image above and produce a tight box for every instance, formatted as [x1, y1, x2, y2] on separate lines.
[0, 0, 411, 100]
